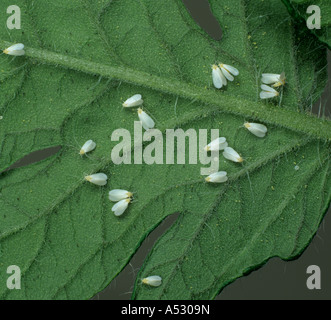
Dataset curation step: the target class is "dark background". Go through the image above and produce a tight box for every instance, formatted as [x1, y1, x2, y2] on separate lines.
[6, 0, 331, 300]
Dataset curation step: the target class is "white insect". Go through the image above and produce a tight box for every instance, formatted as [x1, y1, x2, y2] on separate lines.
[218, 63, 239, 82]
[223, 147, 243, 163]
[205, 171, 228, 183]
[138, 108, 155, 130]
[244, 122, 268, 138]
[79, 140, 96, 155]
[142, 275, 162, 287]
[260, 84, 279, 99]
[261, 72, 286, 88]
[204, 137, 228, 151]
[85, 173, 108, 186]
[109, 189, 133, 202]
[212, 64, 226, 89]
[123, 94, 143, 108]
[112, 198, 131, 216]
[3, 43, 25, 56]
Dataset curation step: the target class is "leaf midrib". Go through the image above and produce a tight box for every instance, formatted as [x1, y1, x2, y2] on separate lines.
[0, 40, 330, 140]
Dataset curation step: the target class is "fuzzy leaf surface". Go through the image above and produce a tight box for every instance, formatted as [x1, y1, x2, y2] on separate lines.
[0, 0, 330, 300]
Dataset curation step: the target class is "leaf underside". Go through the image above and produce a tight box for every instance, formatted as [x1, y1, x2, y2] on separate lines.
[0, 0, 330, 300]
[282, 0, 331, 50]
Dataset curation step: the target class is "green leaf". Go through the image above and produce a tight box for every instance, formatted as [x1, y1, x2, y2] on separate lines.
[0, 0, 330, 300]
[282, 0, 331, 49]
